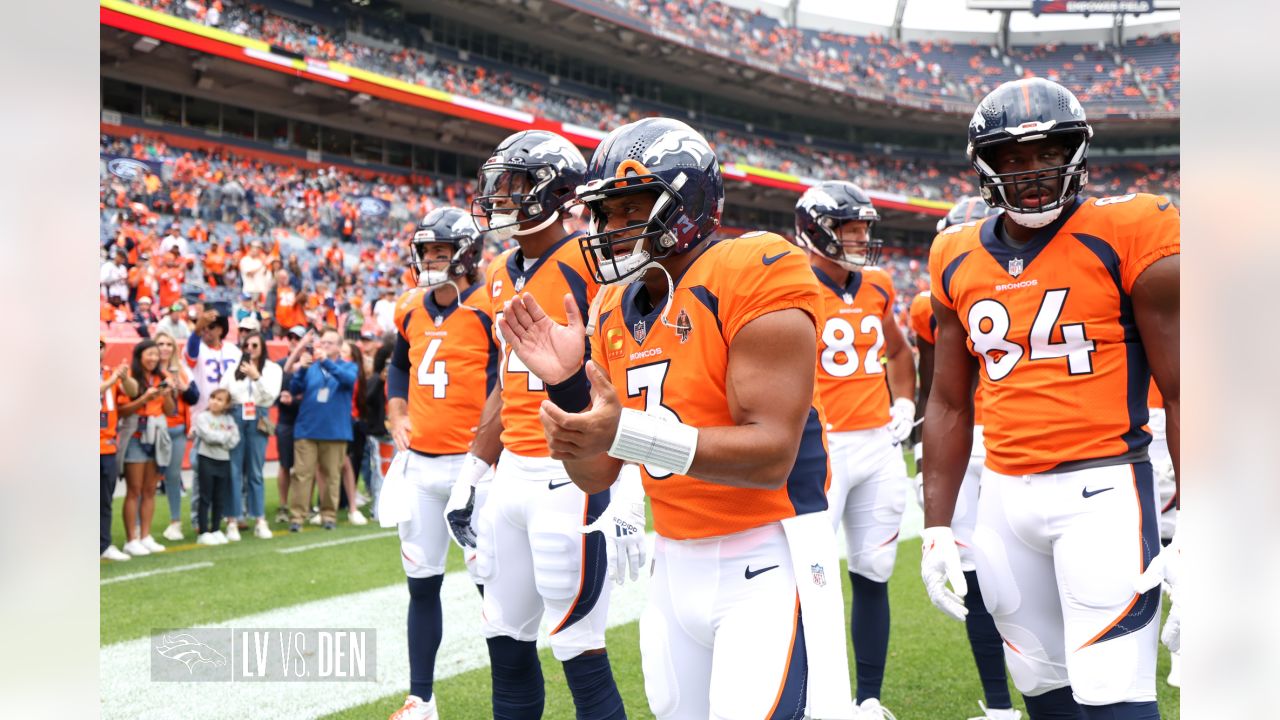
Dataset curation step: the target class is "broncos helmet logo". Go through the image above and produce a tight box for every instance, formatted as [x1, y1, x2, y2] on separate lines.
[527, 138, 587, 168]
[155, 633, 228, 674]
[798, 187, 839, 212]
[643, 129, 713, 167]
[449, 214, 478, 238]
[969, 107, 988, 133]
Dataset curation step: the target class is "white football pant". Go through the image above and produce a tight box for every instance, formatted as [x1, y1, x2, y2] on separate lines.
[826, 425, 908, 582]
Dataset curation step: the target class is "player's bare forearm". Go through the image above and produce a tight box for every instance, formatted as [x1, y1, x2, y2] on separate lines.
[884, 317, 916, 404]
[563, 455, 623, 495]
[386, 397, 408, 423]
[700, 308, 816, 489]
[468, 387, 504, 465]
[922, 299, 975, 526]
[1133, 254, 1180, 493]
[913, 340, 935, 446]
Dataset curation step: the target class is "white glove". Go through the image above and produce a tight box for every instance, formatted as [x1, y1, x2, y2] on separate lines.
[887, 398, 916, 444]
[580, 464, 647, 585]
[912, 442, 925, 509]
[1134, 534, 1181, 652]
[443, 453, 493, 549]
[920, 526, 968, 621]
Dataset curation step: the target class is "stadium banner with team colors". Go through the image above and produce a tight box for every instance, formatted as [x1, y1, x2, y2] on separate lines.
[1031, 0, 1156, 13]
[98, 0, 950, 217]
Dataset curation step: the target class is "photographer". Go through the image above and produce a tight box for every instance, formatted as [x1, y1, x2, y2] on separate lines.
[118, 339, 176, 557]
[282, 327, 357, 531]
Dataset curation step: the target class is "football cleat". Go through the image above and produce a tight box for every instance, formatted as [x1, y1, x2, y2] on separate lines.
[968, 702, 1022, 720]
[388, 694, 438, 720]
[854, 698, 898, 719]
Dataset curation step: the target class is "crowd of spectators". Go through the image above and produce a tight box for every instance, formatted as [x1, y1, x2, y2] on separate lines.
[121, 0, 1179, 206]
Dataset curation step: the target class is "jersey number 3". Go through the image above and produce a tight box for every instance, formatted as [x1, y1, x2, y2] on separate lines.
[967, 289, 1095, 381]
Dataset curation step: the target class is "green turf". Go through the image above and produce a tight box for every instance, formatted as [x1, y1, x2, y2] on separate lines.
[319, 539, 1180, 720]
[104, 470, 1179, 718]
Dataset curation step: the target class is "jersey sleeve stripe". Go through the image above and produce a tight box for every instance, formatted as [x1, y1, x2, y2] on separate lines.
[688, 285, 723, 336]
[556, 261, 591, 322]
[940, 250, 972, 306]
[475, 311, 500, 396]
[784, 407, 830, 516]
[870, 283, 890, 306]
[1071, 233, 1123, 294]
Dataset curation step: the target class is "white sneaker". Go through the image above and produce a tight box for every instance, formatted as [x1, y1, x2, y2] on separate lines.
[225, 523, 241, 542]
[162, 522, 185, 541]
[309, 512, 323, 526]
[197, 532, 220, 546]
[855, 699, 898, 720]
[212, 531, 229, 545]
[348, 509, 368, 526]
[1167, 651, 1181, 688]
[388, 694, 437, 720]
[969, 702, 1022, 720]
[101, 545, 131, 561]
[141, 535, 166, 552]
[122, 540, 151, 557]
[254, 519, 273, 539]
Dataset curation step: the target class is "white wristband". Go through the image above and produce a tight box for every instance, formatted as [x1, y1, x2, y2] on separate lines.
[608, 408, 698, 476]
[458, 452, 493, 488]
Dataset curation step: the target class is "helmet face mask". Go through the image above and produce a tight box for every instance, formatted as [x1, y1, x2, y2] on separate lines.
[472, 131, 586, 242]
[576, 118, 723, 286]
[967, 78, 1093, 228]
[795, 181, 882, 270]
[936, 195, 1002, 233]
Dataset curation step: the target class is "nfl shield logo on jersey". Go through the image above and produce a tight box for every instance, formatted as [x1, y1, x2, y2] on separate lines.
[514, 275, 526, 292]
[842, 292, 854, 305]
[633, 319, 647, 343]
[811, 563, 827, 587]
[1008, 257, 1024, 277]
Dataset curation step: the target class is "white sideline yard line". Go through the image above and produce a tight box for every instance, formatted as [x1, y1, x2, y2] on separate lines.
[100, 549, 652, 720]
[100, 508, 924, 720]
[100, 562, 214, 585]
[276, 530, 398, 554]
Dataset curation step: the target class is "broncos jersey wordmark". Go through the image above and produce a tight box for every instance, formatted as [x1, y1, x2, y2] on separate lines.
[928, 193, 1180, 475]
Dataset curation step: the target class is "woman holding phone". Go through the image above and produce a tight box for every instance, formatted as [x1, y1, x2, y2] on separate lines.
[220, 330, 282, 540]
[119, 339, 176, 556]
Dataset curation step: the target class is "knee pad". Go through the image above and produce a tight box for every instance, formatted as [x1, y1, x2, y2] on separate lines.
[473, 500, 497, 582]
[399, 532, 445, 579]
[530, 527, 581, 601]
[1001, 623, 1068, 697]
[639, 604, 680, 718]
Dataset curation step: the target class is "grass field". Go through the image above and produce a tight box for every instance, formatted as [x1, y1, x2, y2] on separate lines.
[101, 473, 1179, 719]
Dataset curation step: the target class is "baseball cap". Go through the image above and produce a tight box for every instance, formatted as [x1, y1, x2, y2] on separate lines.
[170, 301, 186, 312]
[288, 326, 308, 339]
[137, 296, 153, 305]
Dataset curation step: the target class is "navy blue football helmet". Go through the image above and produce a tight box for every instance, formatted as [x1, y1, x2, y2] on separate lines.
[936, 196, 1002, 233]
[794, 181, 883, 269]
[409, 207, 482, 287]
[575, 117, 723, 285]
[473, 130, 587, 240]
[967, 78, 1092, 226]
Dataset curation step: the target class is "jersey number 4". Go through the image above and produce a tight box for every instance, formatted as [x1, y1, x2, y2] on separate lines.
[820, 316, 885, 378]
[416, 338, 450, 398]
[968, 289, 1096, 381]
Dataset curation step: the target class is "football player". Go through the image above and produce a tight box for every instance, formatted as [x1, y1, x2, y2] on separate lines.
[910, 198, 1021, 720]
[794, 181, 914, 719]
[451, 130, 628, 720]
[384, 207, 498, 720]
[498, 117, 856, 720]
[921, 78, 1180, 719]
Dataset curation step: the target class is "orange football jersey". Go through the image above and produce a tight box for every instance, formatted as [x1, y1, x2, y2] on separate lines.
[101, 368, 123, 455]
[909, 288, 986, 425]
[487, 233, 600, 456]
[394, 284, 498, 455]
[929, 193, 1179, 475]
[811, 265, 895, 432]
[1148, 377, 1164, 409]
[591, 232, 830, 540]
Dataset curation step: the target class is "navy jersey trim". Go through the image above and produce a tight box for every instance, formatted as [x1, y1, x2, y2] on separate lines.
[1081, 462, 1161, 648]
[550, 489, 611, 635]
[810, 265, 862, 301]
[786, 407, 829, 516]
[688, 286, 723, 337]
[1072, 232, 1150, 452]
[979, 196, 1084, 278]
[940, 251, 972, 306]
[767, 601, 808, 720]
